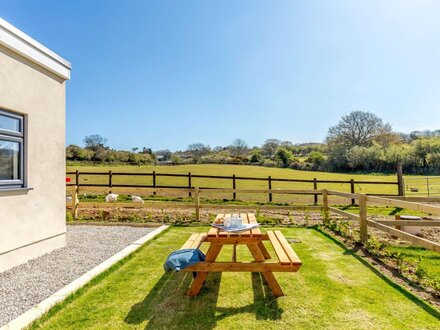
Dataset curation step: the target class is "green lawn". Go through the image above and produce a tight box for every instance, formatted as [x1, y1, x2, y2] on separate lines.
[67, 164, 400, 203]
[384, 245, 440, 291]
[31, 227, 439, 330]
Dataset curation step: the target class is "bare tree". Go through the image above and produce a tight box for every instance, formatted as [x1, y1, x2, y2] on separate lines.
[187, 143, 211, 161]
[327, 111, 392, 147]
[261, 139, 281, 158]
[83, 134, 108, 151]
[229, 138, 248, 157]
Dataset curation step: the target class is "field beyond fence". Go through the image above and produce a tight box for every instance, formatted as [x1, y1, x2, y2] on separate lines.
[66, 165, 403, 204]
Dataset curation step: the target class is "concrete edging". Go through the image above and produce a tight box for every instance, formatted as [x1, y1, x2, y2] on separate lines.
[1, 224, 169, 330]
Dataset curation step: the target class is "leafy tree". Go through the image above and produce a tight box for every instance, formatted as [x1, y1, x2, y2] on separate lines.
[275, 147, 293, 167]
[250, 150, 264, 163]
[155, 149, 172, 161]
[307, 151, 325, 169]
[347, 145, 384, 172]
[141, 147, 152, 154]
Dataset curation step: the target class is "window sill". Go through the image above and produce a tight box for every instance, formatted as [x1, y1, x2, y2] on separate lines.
[0, 187, 33, 196]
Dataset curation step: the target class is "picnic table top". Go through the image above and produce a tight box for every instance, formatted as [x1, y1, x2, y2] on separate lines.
[207, 213, 261, 238]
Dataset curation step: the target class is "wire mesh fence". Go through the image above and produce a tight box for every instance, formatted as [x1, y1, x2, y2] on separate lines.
[405, 176, 440, 196]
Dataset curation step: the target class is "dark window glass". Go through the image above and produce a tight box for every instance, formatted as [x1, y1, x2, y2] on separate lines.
[0, 139, 20, 180]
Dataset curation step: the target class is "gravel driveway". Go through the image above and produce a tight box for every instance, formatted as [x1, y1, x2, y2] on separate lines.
[0, 225, 155, 326]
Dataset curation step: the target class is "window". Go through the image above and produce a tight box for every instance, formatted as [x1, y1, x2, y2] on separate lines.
[0, 109, 24, 188]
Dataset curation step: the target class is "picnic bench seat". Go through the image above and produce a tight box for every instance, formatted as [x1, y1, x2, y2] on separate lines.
[181, 233, 206, 250]
[266, 230, 302, 266]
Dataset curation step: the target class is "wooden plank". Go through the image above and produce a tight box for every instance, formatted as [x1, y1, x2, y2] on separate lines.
[183, 262, 301, 272]
[328, 207, 360, 221]
[262, 271, 284, 297]
[327, 190, 358, 199]
[186, 243, 223, 296]
[359, 194, 368, 242]
[74, 200, 322, 212]
[382, 196, 440, 203]
[366, 196, 440, 216]
[366, 220, 440, 253]
[247, 243, 266, 261]
[205, 236, 264, 244]
[208, 214, 224, 237]
[77, 202, 195, 209]
[194, 187, 200, 220]
[199, 188, 322, 195]
[274, 231, 302, 264]
[246, 213, 262, 236]
[191, 233, 206, 249]
[181, 233, 200, 249]
[375, 220, 440, 227]
[238, 213, 251, 237]
[267, 231, 291, 265]
[257, 241, 271, 259]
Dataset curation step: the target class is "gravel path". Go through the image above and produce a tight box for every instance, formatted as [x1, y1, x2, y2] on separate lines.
[0, 225, 155, 326]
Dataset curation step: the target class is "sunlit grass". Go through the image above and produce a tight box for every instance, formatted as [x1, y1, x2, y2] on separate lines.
[31, 227, 439, 329]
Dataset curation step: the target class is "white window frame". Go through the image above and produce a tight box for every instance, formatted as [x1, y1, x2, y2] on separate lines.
[0, 109, 25, 188]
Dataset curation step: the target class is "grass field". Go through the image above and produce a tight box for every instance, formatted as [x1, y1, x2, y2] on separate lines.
[30, 227, 439, 330]
[67, 164, 400, 203]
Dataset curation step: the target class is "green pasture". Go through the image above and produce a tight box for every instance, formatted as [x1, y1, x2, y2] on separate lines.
[67, 164, 401, 203]
[31, 227, 439, 330]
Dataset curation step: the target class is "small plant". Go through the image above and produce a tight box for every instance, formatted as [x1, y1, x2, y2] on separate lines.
[66, 212, 74, 222]
[364, 236, 385, 257]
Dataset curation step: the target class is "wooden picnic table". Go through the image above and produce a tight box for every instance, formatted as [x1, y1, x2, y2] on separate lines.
[181, 213, 302, 297]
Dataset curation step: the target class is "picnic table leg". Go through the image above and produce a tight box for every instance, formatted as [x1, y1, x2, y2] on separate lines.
[247, 243, 284, 298]
[257, 241, 271, 260]
[187, 243, 223, 296]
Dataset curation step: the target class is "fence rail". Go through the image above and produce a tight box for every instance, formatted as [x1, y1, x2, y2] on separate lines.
[324, 190, 440, 253]
[66, 170, 401, 204]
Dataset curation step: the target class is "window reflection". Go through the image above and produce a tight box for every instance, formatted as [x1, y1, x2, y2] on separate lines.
[0, 139, 20, 180]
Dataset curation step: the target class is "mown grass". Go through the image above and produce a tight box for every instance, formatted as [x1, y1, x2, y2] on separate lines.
[384, 245, 440, 291]
[31, 227, 439, 330]
[67, 164, 401, 203]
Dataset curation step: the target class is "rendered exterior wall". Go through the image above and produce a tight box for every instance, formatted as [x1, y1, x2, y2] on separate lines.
[0, 45, 67, 271]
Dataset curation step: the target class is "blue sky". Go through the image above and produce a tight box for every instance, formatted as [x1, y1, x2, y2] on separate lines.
[1, 0, 440, 151]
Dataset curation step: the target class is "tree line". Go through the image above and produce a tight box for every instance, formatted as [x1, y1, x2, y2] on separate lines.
[66, 111, 440, 174]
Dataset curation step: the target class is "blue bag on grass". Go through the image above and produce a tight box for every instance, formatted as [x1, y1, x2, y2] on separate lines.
[163, 249, 206, 272]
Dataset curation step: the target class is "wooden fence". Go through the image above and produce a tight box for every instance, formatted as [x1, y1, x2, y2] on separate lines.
[323, 190, 440, 253]
[66, 170, 402, 204]
[67, 184, 440, 253]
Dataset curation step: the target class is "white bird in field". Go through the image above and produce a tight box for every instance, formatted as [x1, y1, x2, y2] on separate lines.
[105, 193, 119, 203]
[132, 195, 144, 204]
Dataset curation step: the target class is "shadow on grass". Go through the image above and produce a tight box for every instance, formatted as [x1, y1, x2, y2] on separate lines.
[313, 227, 440, 320]
[125, 271, 282, 329]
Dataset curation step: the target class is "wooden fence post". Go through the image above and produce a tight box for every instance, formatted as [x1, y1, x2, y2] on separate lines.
[359, 193, 368, 243]
[350, 179, 355, 205]
[72, 185, 79, 219]
[109, 170, 113, 193]
[153, 171, 156, 196]
[396, 163, 404, 196]
[188, 172, 192, 197]
[313, 178, 318, 204]
[194, 187, 200, 221]
[322, 189, 329, 223]
[75, 170, 80, 186]
[232, 174, 236, 200]
[268, 176, 272, 202]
